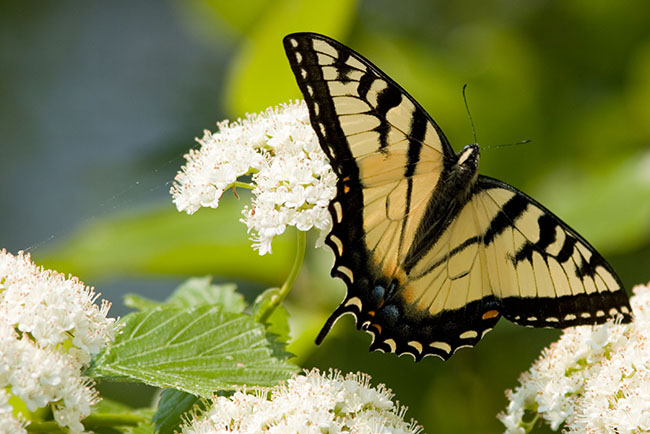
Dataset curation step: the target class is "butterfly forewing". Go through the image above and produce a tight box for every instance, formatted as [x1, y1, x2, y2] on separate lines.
[284, 32, 631, 361]
[284, 33, 458, 334]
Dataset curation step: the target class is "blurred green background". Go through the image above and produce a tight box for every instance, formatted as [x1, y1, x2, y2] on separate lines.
[2, 1, 650, 432]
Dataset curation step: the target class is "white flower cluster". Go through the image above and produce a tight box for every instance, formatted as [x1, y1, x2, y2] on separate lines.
[170, 101, 336, 255]
[500, 283, 650, 434]
[0, 388, 27, 433]
[0, 250, 116, 433]
[182, 369, 423, 434]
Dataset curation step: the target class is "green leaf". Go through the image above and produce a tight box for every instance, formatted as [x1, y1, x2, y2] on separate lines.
[123, 294, 162, 312]
[90, 306, 298, 397]
[124, 277, 246, 314]
[167, 277, 246, 312]
[36, 197, 294, 286]
[152, 389, 203, 434]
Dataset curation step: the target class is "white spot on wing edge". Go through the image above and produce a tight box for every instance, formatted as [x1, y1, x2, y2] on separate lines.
[459, 330, 478, 339]
[384, 338, 397, 352]
[452, 344, 474, 354]
[400, 352, 417, 361]
[329, 234, 344, 255]
[608, 307, 619, 316]
[289, 38, 298, 48]
[423, 352, 447, 361]
[481, 328, 493, 338]
[332, 201, 343, 223]
[429, 341, 452, 354]
[294, 52, 302, 63]
[408, 341, 423, 353]
[564, 313, 577, 321]
[344, 296, 362, 310]
[337, 266, 354, 283]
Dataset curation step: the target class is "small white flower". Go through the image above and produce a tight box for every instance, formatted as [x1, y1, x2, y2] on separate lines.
[0, 388, 27, 434]
[171, 101, 336, 255]
[181, 369, 423, 434]
[499, 282, 650, 433]
[0, 250, 116, 433]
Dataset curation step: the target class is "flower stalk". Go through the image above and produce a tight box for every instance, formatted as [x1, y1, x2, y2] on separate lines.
[26, 413, 147, 433]
[257, 230, 306, 324]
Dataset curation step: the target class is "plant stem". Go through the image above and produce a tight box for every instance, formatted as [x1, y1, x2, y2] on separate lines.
[233, 181, 254, 190]
[257, 230, 306, 323]
[27, 412, 147, 432]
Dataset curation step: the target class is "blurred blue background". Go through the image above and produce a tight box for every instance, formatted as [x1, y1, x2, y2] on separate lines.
[2, 1, 649, 432]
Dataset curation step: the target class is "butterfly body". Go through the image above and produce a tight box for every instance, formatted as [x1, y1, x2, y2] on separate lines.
[284, 32, 631, 360]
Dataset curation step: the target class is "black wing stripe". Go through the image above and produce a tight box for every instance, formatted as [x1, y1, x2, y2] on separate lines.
[405, 109, 428, 178]
[374, 86, 404, 151]
[397, 109, 429, 263]
[482, 193, 529, 245]
[358, 72, 376, 100]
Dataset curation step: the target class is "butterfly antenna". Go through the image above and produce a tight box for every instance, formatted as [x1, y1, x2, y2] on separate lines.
[462, 84, 478, 145]
[482, 140, 532, 151]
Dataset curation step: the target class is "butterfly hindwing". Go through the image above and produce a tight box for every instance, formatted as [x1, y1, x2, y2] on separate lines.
[367, 175, 631, 360]
[283, 32, 631, 361]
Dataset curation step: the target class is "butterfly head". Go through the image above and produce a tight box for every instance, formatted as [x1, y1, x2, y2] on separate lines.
[449, 144, 480, 196]
[456, 144, 480, 167]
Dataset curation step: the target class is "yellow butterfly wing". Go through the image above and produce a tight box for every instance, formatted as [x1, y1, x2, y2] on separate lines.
[284, 32, 631, 360]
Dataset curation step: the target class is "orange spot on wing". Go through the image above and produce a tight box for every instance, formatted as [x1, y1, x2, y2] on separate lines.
[482, 310, 499, 320]
[343, 185, 350, 194]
